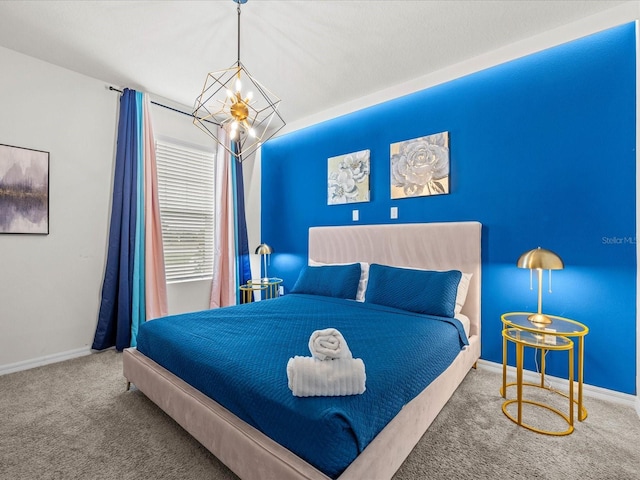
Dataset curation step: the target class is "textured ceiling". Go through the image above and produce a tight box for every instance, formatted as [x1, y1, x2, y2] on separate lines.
[0, 1, 629, 126]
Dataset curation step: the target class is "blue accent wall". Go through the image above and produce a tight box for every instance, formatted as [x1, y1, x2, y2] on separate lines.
[261, 23, 637, 394]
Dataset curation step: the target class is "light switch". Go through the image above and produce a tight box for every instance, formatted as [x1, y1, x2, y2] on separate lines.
[352, 210, 359, 221]
[390, 206, 398, 219]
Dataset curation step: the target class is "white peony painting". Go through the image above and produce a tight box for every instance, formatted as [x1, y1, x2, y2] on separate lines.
[390, 132, 449, 199]
[327, 149, 370, 205]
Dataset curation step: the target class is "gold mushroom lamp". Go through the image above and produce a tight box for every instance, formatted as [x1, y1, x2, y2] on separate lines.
[255, 243, 273, 281]
[517, 247, 564, 325]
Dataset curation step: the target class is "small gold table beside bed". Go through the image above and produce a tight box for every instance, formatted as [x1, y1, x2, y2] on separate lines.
[240, 277, 283, 303]
[501, 312, 589, 436]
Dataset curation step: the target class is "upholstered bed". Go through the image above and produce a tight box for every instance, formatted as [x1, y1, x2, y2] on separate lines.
[123, 221, 482, 479]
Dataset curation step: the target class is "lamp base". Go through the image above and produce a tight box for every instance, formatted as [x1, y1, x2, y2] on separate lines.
[528, 313, 553, 325]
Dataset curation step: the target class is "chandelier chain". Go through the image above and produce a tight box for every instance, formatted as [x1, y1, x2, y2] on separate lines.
[237, 3, 241, 64]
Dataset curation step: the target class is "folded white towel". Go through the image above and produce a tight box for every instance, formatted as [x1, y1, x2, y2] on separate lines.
[308, 328, 352, 361]
[287, 356, 366, 397]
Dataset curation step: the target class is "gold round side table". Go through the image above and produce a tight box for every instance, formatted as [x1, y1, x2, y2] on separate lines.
[501, 327, 574, 435]
[240, 277, 283, 303]
[501, 312, 589, 424]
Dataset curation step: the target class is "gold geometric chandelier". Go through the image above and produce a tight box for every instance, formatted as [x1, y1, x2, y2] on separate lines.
[193, 0, 285, 162]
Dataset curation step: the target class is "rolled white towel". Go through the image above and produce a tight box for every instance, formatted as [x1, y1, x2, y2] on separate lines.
[287, 356, 366, 397]
[308, 328, 352, 361]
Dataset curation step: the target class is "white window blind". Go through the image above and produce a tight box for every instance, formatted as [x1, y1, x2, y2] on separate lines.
[155, 140, 215, 283]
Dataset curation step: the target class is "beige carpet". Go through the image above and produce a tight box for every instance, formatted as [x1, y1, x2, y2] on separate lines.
[1, 350, 638, 479]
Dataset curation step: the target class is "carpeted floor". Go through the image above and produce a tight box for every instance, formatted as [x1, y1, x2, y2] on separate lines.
[1, 350, 638, 479]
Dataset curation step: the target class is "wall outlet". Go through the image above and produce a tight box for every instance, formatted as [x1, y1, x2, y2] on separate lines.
[278, 286, 284, 296]
[352, 210, 359, 221]
[390, 206, 398, 219]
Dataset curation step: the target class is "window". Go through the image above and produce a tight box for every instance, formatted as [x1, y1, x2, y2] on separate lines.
[155, 140, 215, 283]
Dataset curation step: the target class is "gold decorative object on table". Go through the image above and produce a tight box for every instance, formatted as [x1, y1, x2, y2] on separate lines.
[501, 312, 589, 435]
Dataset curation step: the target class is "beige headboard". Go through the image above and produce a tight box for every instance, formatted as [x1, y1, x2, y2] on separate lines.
[308, 222, 482, 338]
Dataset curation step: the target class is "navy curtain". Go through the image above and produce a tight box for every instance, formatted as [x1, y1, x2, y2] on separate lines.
[92, 89, 138, 351]
[234, 142, 252, 289]
[235, 160, 252, 287]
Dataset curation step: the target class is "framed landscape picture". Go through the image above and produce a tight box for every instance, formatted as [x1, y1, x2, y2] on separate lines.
[0, 144, 49, 234]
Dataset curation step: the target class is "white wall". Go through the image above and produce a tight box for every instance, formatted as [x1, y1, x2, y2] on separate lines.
[0, 46, 117, 370]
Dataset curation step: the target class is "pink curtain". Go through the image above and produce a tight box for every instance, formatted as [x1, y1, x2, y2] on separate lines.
[210, 127, 238, 308]
[143, 95, 168, 319]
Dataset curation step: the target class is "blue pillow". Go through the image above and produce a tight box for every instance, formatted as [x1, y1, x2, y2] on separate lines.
[365, 264, 462, 317]
[291, 264, 361, 299]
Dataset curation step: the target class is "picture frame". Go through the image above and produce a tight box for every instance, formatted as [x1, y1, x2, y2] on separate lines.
[327, 149, 371, 205]
[390, 131, 450, 199]
[0, 144, 50, 234]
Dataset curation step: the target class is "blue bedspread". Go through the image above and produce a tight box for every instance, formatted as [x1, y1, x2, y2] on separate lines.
[136, 294, 468, 478]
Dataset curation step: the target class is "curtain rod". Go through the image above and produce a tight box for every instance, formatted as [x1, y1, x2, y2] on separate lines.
[108, 86, 195, 120]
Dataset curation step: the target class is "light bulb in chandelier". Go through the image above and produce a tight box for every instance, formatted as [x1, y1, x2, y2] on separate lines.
[229, 118, 254, 140]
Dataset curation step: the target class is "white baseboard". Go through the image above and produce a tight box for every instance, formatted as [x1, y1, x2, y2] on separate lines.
[478, 360, 638, 411]
[0, 346, 92, 376]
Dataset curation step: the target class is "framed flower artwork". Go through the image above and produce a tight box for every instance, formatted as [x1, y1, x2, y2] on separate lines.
[390, 132, 449, 199]
[327, 149, 370, 205]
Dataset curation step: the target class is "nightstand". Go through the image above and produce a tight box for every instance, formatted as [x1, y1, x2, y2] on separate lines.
[500, 312, 589, 435]
[240, 278, 283, 303]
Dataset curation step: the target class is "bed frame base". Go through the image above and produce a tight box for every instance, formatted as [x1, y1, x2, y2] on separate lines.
[123, 335, 479, 480]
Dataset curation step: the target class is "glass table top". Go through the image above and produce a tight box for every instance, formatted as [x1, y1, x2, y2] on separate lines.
[502, 312, 588, 336]
[503, 327, 573, 349]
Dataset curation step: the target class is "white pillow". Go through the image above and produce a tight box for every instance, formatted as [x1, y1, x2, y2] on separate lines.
[308, 260, 369, 302]
[455, 272, 473, 315]
[455, 313, 471, 338]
